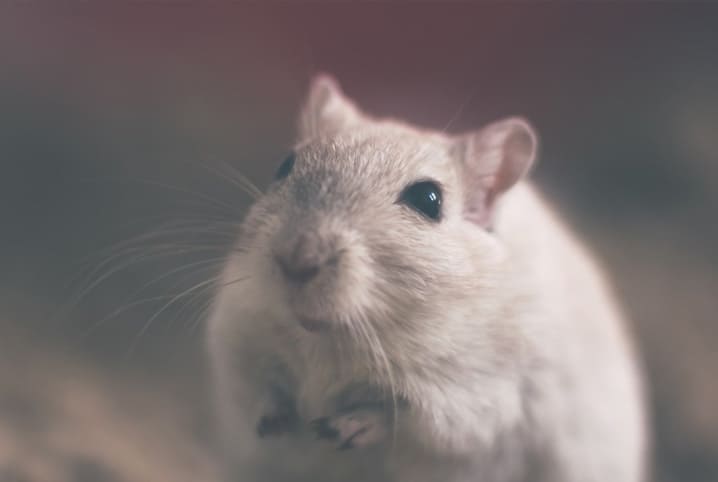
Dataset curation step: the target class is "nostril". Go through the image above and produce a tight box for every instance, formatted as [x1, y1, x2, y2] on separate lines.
[276, 254, 321, 283]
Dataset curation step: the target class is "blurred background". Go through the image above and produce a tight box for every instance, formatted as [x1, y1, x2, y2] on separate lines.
[0, 4, 716, 482]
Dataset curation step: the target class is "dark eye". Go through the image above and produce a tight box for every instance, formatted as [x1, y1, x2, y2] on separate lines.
[274, 152, 295, 181]
[399, 180, 442, 221]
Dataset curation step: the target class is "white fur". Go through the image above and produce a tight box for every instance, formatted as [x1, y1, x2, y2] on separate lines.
[207, 75, 648, 482]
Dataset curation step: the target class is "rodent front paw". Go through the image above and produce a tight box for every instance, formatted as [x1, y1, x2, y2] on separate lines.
[256, 411, 298, 438]
[310, 406, 388, 450]
[256, 384, 299, 438]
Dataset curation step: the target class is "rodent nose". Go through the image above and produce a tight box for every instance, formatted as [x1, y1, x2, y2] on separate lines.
[274, 233, 325, 283]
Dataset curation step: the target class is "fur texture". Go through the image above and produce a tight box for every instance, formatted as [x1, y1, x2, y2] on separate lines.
[207, 74, 647, 482]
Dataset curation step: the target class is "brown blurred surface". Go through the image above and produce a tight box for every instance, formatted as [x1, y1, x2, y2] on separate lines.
[0, 4, 717, 481]
[0, 326, 219, 482]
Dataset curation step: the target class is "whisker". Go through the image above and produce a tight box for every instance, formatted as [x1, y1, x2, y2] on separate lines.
[218, 274, 252, 289]
[220, 159, 264, 197]
[168, 273, 254, 337]
[182, 273, 252, 335]
[124, 276, 225, 357]
[349, 314, 375, 376]
[78, 176, 241, 214]
[66, 246, 226, 314]
[184, 295, 217, 336]
[167, 283, 214, 333]
[362, 315, 400, 451]
[441, 88, 477, 135]
[407, 90, 478, 179]
[72, 220, 237, 283]
[136, 257, 227, 293]
[186, 159, 263, 200]
[79, 294, 179, 340]
[67, 219, 236, 289]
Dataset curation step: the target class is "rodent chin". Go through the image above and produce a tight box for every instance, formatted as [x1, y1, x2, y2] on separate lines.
[287, 291, 341, 333]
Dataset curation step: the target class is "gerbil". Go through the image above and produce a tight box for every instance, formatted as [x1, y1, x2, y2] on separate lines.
[207, 74, 648, 482]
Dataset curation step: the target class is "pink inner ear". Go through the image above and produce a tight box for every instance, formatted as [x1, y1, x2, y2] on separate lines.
[494, 125, 536, 193]
[459, 117, 537, 229]
[463, 173, 499, 228]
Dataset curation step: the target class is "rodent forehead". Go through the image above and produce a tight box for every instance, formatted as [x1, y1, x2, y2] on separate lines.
[291, 135, 453, 210]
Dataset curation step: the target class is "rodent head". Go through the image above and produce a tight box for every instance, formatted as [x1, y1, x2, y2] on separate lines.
[223, 74, 537, 352]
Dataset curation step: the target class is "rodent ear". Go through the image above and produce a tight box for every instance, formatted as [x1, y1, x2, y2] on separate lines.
[455, 117, 538, 228]
[298, 73, 362, 139]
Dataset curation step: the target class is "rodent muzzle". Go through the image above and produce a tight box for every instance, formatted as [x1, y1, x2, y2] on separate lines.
[273, 232, 337, 285]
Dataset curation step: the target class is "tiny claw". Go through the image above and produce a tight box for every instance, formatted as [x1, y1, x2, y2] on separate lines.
[310, 417, 339, 440]
[337, 426, 368, 451]
[256, 412, 297, 438]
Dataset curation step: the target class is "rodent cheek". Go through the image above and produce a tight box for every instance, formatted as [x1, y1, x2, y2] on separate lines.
[223, 242, 294, 322]
[335, 246, 376, 314]
[451, 221, 506, 266]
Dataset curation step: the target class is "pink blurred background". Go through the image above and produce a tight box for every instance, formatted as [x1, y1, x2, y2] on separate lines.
[1, 4, 716, 482]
